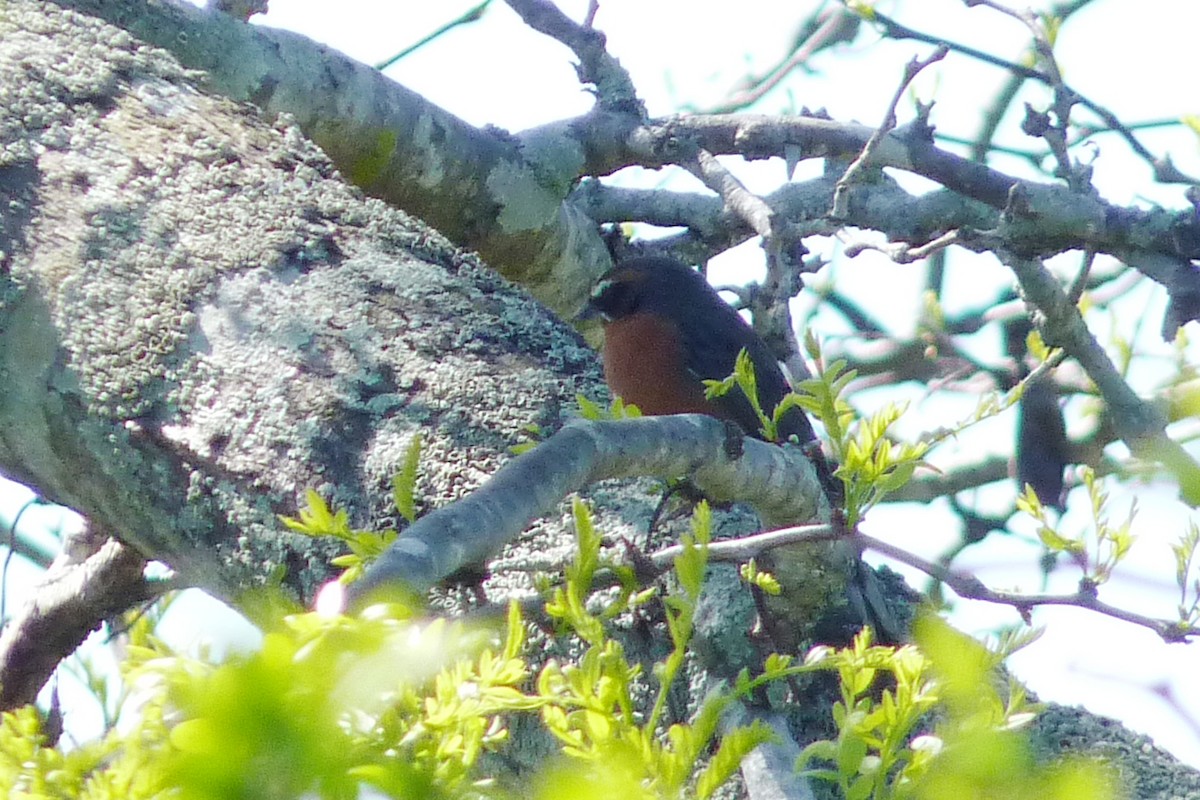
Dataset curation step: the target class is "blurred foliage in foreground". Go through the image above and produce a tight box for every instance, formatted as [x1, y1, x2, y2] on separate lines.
[0, 499, 1119, 800]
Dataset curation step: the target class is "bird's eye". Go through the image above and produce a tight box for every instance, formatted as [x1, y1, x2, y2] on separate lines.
[594, 280, 641, 319]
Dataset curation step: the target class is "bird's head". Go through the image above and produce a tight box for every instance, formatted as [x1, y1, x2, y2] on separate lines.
[582, 257, 703, 323]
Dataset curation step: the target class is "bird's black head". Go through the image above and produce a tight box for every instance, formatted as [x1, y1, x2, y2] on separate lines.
[585, 257, 706, 322]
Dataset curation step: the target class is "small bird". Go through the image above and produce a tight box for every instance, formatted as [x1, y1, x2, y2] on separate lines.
[585, 257, 891, 641]
[1016, 374, 1068, 511]
[583, 256, 819, 447]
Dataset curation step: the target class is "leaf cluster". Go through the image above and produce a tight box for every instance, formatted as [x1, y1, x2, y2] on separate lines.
[1017, 466, 1136, 587]
[797, 618, 1118, 800]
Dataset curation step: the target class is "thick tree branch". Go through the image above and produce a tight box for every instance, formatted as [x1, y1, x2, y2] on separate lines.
[0, 527, 159, 710]
[345, 414, 829, 606]
[43, 0, 1200, 334]
[632, 115, 1200, 263]
[43, 0, 1200, 336]
[571, 174, 993, 263]
[1, 4, 602, 605]
[11, 5, 1200, 791]
[46, 0, 619, 318]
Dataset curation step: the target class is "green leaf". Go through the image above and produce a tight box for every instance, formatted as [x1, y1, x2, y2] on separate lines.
[847, 773, 875, 800]
[1181, 115, 1200, 141]
[279, 488, 351, 538]
[836, 731, 869, 777]
[740, 559, 781, 595]
[695, 721, 774, 799]
[1027, 329, 1052, 362]
[392, 433, 423, 523]
[1036, 524, 1080, 553]
[576, 393, 605, 420]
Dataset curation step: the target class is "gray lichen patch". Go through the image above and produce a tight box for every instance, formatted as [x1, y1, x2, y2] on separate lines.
[0, 0, 602, 599]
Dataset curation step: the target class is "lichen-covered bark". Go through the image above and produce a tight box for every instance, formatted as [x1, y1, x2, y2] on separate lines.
[0, 2, 599, 602]
[42, 0, 619, 324]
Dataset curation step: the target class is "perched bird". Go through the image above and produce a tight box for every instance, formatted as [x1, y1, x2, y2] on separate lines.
[583, 256, 818, 447]
[585, 257, 891, 641]
[1016, 375, 1069, 511]
[1006, 319, 1069, 512]
[584, 256, 843, 506]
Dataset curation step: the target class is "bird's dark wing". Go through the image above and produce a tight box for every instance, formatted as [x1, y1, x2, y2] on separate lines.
[671, 290, 815, 444]
[1016, 378, 1068, 510]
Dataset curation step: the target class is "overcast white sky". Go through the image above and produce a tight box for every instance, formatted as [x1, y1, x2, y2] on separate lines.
[5, 0, 1200, 770]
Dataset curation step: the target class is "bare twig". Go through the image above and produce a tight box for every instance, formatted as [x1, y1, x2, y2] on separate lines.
[670, 520, 1199, 643]
[856, 529, 1198, 643]
[502, 0, 644, 115]
[832, 45, 948, 219]
[375, 1, 493, 71]
[650, 523, 835, 567]
[917, 351, 1066, 449]
[2, 497, 55, 623]
[972, 0, 1080, 184]
[685, 148, 777, 242]
[1066, 250, 1096, 304]
[706, 5, 862, 114]
[860, 4, 1197, 184]
[843, 229, 964, 264]
[822, 290, 890, 336]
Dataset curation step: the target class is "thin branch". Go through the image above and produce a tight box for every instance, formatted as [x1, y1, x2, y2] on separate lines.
[705, 5, 862, 114]
[375, 1, 493, 71]
[855, 529, 1198, 643]
[822, 290, 890, 336]
[1066, 250, 1095, 304]
[2, 497, 54, 623]
[861, 4, 1197, 184]
[650, 524, 835, 568]
[843, 228, 964, 264]
[501, 0, 644, 115]
[971, 70, 1027, 163]
[1002, 251, 1200, 501]
[832, 45, 948, 218]
[685, 148, 777, 242]
[683, 521, 1200, 643]
[973, 0, 1078, 184]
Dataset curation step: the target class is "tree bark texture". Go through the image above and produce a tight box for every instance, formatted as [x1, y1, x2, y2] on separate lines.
[0, 2, 599, 603]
